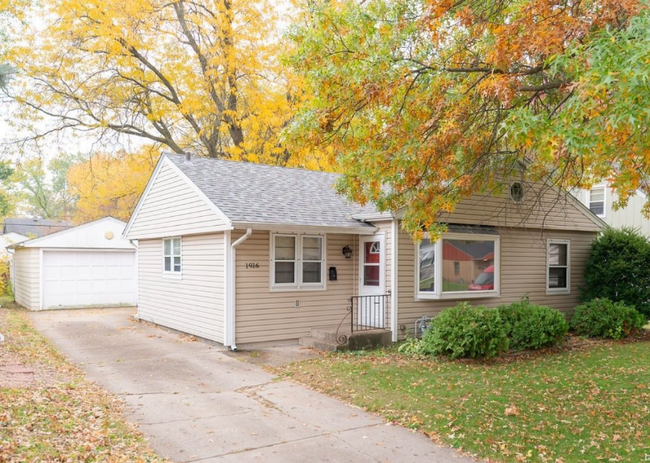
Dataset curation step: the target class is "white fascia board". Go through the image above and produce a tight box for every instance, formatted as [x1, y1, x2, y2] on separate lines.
[351, 211, 395, 222]
[123, 154, 169, 238]
[231, 222, 378, 235]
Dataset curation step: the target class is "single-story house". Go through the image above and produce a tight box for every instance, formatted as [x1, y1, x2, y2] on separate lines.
[12, 217, 137, 310]
[124, 153, 605, 349]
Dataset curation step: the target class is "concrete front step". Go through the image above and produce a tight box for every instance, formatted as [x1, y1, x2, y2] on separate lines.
[298, 336, 343, 352]
[300, 328, 392, 352]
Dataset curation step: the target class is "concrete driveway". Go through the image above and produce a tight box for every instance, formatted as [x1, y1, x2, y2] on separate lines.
[29, 308, 477, 463]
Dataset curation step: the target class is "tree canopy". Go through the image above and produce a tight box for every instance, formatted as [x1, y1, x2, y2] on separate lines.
[67, 147, 160, 223]
[288, 0, 649, 235]
[5, 0, 325, 167]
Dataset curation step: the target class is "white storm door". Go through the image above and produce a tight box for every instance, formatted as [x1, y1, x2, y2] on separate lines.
[358, 235, 385, 328]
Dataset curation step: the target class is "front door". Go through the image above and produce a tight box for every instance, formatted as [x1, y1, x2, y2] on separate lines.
[358, 235, 385, 328]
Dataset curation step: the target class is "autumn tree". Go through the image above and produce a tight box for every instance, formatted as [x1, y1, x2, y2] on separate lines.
[9, 154, 80, 218]
[5, 0, 323, 167]
[288, 0, 648, 235]
[67, 146, 160, 223]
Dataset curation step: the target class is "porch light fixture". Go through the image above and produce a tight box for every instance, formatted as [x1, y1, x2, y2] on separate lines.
[342, 246, 353, 259]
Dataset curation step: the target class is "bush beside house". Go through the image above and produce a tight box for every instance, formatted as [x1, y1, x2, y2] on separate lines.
[497, 299, 569, 350]
[571, 298, 646, 339]
[421, 302, 509, 359]
[581, 227, 650, 319]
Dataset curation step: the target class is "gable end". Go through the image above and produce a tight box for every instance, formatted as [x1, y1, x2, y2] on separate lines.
[124, 155, 232, 239]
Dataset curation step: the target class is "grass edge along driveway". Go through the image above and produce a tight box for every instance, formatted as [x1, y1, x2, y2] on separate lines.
[0, 304, 162, 462]
[275, 338, 650, 463]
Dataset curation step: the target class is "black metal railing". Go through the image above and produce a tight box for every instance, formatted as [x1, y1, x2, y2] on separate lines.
[348, 292, 390, 333]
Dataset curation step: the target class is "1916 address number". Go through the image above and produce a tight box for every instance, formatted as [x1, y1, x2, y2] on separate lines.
[245, 263, 260, 269]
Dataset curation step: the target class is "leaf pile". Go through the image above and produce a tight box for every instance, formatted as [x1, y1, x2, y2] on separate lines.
[0, 306, 162, 462]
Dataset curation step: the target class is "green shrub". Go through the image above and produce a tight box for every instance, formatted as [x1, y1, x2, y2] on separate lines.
[582, 227, 650, 320]
[497, 300, 568, 350]
[571, 298, 645, 339]
[422, 302, 509, 359]
[397, 336, 426, 355]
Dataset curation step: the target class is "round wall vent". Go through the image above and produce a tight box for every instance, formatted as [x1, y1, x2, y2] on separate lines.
[510, 182, 525, 203]
[104, 231, 115, 240]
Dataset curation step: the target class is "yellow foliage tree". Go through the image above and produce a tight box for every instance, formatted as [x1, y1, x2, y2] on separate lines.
[68, 146, 160, 223]
[6, 0, 328, 169]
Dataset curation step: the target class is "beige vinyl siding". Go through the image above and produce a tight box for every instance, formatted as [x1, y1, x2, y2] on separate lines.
[235, 230, 356, 344]
[127, 159, 229, 239]
[439, 183, 602, 232]
[137, 233, 225, 342]
[396, 226, 595, 339]
[14, 248, 40, 310]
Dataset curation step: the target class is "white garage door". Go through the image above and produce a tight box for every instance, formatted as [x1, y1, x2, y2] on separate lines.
[43, 250, 136, 308]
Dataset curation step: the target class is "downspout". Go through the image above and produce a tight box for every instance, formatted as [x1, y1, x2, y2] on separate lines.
[228, 228, 252, 351]
[129, 240, 139, 311]
[390, 217, 399, 342]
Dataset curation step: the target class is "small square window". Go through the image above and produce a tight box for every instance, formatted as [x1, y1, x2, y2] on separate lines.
[163, 237, 182, 274]
[271, 234, 325, 289]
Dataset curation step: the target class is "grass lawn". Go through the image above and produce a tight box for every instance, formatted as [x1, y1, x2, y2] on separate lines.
[0, 301, 162, 462]
[277, 338, 650, 463]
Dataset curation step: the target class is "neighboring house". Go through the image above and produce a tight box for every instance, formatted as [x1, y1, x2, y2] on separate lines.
[124, 153, 605, 349]
[573, 184, 650, 236]
[0, 232, 29, 257]
[11, 217, 137, 310]
[3, 217, 73, 238]
[0, 232, 29, 293]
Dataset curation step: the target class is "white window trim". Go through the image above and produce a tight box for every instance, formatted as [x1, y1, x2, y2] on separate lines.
[587, 185, 606, 218]
[415, 232, 501, 300]
[547, 239, 571, 295]
[270, 233, 326, 291]
[162, 236, 182, 279]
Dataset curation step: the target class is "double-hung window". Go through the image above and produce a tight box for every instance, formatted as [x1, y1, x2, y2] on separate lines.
[272, 234, 325, 290]
[163, 237, 182, 274]
[416, 230, 500, 299]
[588, 186, 605, 217]
[547, 240, 570, 294]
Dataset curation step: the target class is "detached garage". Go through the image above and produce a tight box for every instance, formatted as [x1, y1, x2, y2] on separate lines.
[12, 217, 137, 310]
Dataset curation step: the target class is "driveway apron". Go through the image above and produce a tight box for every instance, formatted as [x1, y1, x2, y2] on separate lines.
[29, 308, 477, 463]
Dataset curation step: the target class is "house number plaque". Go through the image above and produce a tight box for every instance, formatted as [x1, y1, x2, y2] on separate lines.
[245, 263, 260, 269]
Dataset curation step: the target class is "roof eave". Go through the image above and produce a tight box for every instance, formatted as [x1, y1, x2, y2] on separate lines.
[351, 211, 395, 222]
[231, 221, 378, 235]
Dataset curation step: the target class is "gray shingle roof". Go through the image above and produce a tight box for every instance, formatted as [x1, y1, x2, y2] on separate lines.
[166, 154, 378, 230]
[3, 218, 73, 238]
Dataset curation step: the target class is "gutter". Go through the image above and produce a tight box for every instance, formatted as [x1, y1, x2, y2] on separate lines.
[227, 228, 252, 351]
